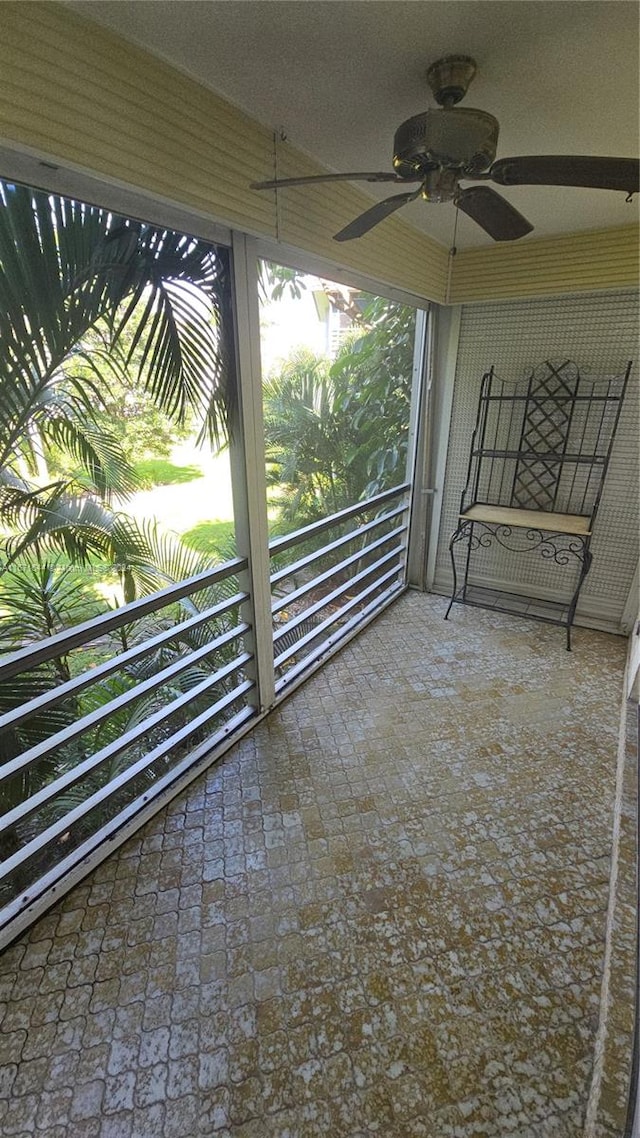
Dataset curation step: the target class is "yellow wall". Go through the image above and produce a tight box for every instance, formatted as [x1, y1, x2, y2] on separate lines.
[449, 224, 639, 303]
[0, 2, 447, 301]
[0, 3, 637, 305]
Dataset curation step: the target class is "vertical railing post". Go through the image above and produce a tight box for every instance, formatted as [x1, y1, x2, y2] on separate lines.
[422, 304, 462, 591]
[228, 233, 276, 712]
[405, 307, 433, 588]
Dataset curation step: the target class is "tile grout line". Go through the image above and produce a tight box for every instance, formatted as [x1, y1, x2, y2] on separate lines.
[584, 662, 631, 1136]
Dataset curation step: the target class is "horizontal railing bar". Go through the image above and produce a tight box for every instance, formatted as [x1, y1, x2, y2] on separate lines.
[270, 504, 407, 588]
[268, 483, 410, 557]
[273, 543, 405, 646]
[274, 562, 403, 670]
[0, 623, 249, 786]
[0, 703, 257, 931]
[0, 591, 248, 734]
[0, 678, 254, 883]
[275, 580, 404, 694]
[271, 525, 407, 616]
[0, 654, 252, 837]
[0, 556, 247, 681]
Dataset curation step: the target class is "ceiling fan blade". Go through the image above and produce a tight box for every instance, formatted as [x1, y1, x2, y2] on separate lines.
[489, 155, 639, 194]
[333, 188, 422, 242]
[251, 172, 413, 190]
[455, 186, 533, 241]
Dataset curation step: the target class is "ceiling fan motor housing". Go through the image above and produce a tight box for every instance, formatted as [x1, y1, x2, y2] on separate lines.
[393, 108, 499, 180]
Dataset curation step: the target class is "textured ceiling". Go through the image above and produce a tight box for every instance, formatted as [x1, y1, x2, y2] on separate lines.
[69, 0, 640, 249]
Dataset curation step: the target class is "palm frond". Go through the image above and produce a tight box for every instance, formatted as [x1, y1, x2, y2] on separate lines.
[112, 230, 234, 449]
[0, 553, 106, 645]
[122, 517, 233, 604]
[2, 489, 149, 568]
[0, 181, 235, 477]
[42, 417, 139, 499]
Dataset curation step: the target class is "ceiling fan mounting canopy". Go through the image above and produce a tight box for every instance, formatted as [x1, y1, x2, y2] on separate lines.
[426, 54, 477, 106]
[249, 52, 639, 243]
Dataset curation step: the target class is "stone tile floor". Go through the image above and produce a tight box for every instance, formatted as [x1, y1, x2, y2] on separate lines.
[0, 594, 631, 1137]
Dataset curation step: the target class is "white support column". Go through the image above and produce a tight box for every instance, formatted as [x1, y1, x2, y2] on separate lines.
[228, 233, 276, 712]
[406, 307, 433, 589]
[424, 304, 462, 591]
[621, 563, 639, 635]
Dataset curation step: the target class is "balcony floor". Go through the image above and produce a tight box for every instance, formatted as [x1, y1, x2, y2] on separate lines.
[0, 594, 629, 1137]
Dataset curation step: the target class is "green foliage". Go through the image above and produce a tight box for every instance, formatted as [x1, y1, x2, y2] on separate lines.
[0, 528, 240, 853]
[0, 554, 105, 647]
[0, 182, 243, 868]
[59, 330, 195, 467]
[258, 260, 308, 303]
[0, 179, 234, 570]
[263, 294, 416, 530]
[0, 481, 153, 571]
[0, 553, 108, 815]
[0, 517, 236, 803]
[264, 350, 349, 526]
[330, 294, 415, 492]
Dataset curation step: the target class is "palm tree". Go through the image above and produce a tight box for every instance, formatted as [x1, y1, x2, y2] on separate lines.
[0, 182, 243, 874]
[263, 295, 415, 532]
[263, 349, 363, 526]
[0, 179, 235, 571]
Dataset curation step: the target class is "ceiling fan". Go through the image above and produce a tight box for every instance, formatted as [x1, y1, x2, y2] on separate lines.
[250, 55, 639, 243]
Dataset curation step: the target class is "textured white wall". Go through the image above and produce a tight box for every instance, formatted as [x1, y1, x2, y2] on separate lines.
[434, 290, 639, 630]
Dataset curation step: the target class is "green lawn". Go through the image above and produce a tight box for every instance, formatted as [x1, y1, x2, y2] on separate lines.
[132, 458, 204, 489]
[181, 519, 236, 560]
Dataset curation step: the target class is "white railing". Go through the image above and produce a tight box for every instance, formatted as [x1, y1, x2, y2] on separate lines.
[269, 483, 411, 690]
[0, 556, 253, 932]
[0, 484, 411, 939]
